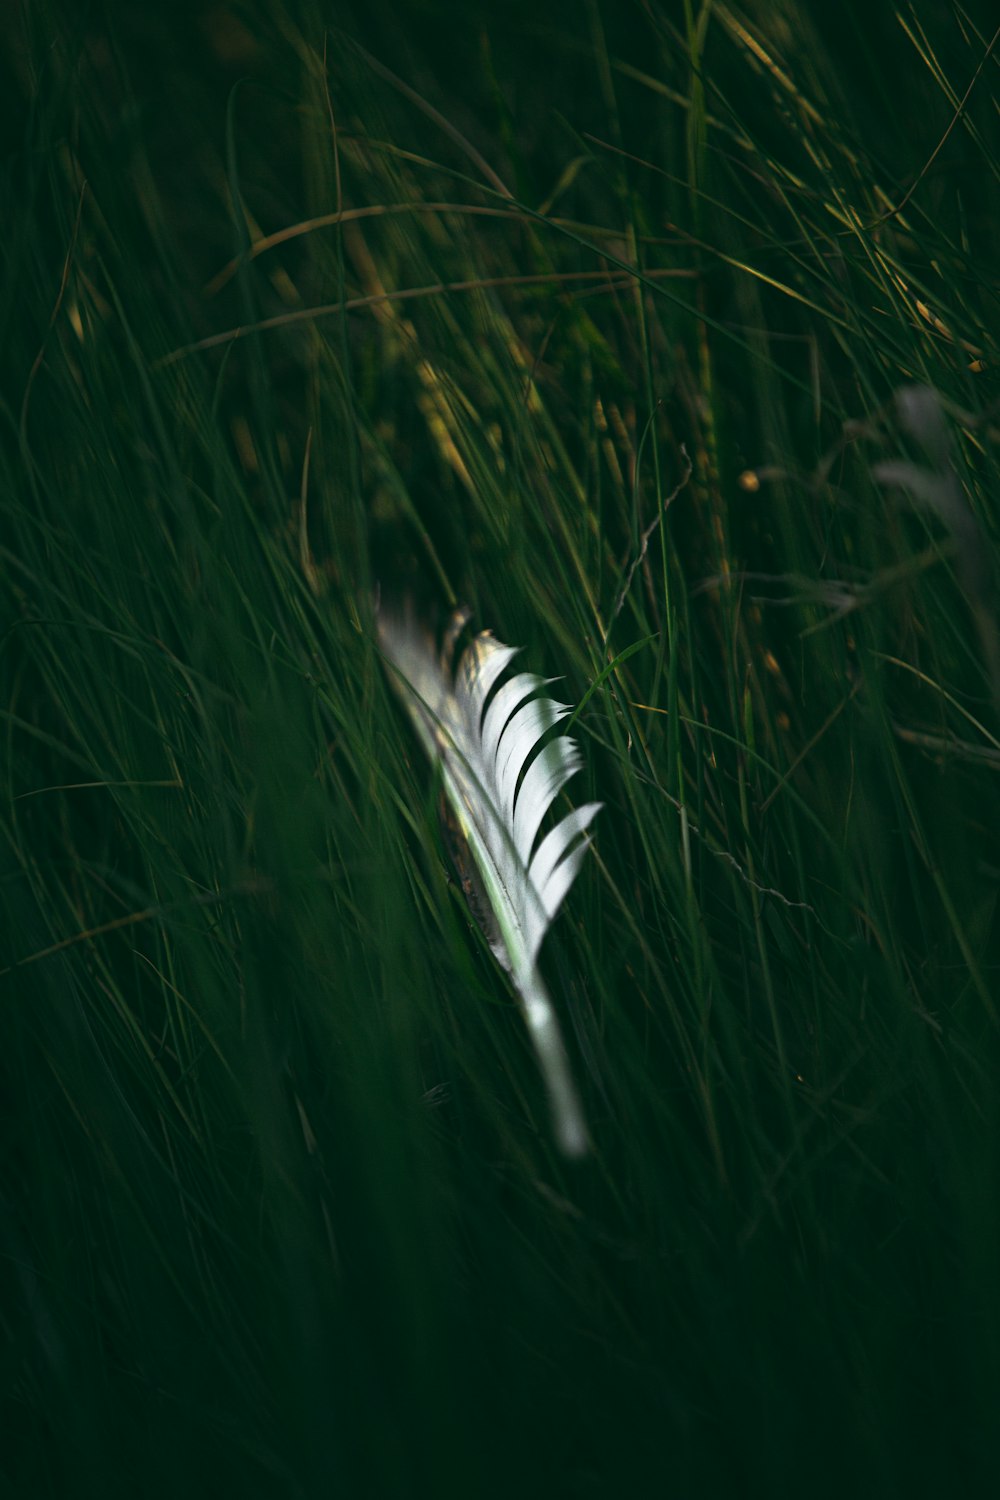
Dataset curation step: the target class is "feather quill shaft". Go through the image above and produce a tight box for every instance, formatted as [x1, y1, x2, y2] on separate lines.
[378, 607, 601, 1156]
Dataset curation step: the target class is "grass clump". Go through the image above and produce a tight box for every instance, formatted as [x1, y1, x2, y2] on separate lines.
[2, 2, 999, 1494]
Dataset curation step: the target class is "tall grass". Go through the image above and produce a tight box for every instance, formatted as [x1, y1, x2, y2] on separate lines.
[3, 2, 999, 1494]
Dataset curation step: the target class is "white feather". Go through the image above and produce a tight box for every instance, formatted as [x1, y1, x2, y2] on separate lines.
[378, 607, 601, 1156]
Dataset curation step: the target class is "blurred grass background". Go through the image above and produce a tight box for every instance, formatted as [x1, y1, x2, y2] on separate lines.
[2, 1, 999, 1494]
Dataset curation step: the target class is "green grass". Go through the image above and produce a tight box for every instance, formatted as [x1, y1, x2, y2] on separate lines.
[2, 2, 999, 1494]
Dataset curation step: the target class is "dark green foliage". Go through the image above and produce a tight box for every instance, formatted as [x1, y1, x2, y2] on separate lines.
[2, 2, 999, 1494]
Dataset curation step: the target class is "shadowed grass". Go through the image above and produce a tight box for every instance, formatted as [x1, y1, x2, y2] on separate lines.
[2, 2, 999, 1495]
